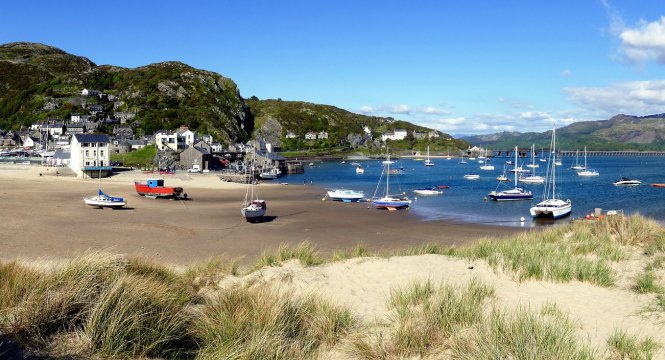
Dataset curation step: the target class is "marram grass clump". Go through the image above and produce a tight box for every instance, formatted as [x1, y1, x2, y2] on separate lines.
[194, 284, 354, 359]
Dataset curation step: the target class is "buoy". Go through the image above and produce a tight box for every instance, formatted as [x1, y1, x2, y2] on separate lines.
[520, 217, 525, 222]
[322, 198, 326, 201]
[483, 196, 487, 201]
[414, 197, 418, 200]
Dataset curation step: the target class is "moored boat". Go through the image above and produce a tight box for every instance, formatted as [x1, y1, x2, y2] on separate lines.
[372, 156, 411, 210]
[413, 187, 443, 195]
[650, 183, 665, 188]
[488, 146, 533, 201]
[327, 189, 365, 202]
[530, 126, 571, 219]
[613, 177, 641, 186]
[464, 174, 480, 180]
[259, 167, 282, 180]
[134, 179, 184, 199]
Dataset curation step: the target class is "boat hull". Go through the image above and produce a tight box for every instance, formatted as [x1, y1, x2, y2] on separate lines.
[530, 200, 572, 219]
[327, 190, 364, 202]
[488, 189, 533, 201]
[134, 181, 183, 199]
[83, 197, 126, 208]
[373, 197, 411, 210]
[413, 189, 442, 195]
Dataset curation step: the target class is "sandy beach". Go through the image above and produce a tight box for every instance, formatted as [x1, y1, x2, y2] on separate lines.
[0, 164, 522, 264]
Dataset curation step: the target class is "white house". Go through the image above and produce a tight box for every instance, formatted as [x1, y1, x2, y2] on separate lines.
[317, 131, 329, 140]
[285, 130, 297, 139]
[81, 88, 100, 97]
[211, 142, 223, 152]
[21, 135, 37, 149]
[69, 134, 110, 177]
[305, 132, 317, 140]
[155, 127, 196, 152]
[381, 129, 408, 141]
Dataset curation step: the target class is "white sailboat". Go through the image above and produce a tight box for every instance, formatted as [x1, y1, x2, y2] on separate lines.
[372, 155, 411, 210]
[520, 144, 545, 184]
[84, 151, 126, 208]
[530, 126, 572, 219]
[570, 149, 584, 170]
[526, 144, 539, 168]
[424, 146, 434, 166]
[241, 151, 267, 222]
[488, 146, 532, 201]
[577, 146, 599, 177]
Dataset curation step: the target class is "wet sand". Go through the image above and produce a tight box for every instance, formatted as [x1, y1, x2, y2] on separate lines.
[0, 165, 524, 264]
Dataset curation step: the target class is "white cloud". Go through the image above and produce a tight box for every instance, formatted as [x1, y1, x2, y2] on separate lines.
[565, 80, 665, 115]
[358, 105, 374, 114]
[387, 104, 411, 114]
[619, 16, 665, 64]
[422, 106, 449, 115]
[561, 69, 572, 77]
[520, 111, 552, 121]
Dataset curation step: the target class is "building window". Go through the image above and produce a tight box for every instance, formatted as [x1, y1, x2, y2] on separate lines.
[85, 150, 89, 157]
[100, 150, 104, 156]
[85, 161, 90, 166]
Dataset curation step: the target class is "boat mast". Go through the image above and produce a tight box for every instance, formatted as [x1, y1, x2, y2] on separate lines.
[584, 146, 587, 169]
[513, 146, 518, 188]
[553, 127, 557, 199]
[386, 155, 390, 196]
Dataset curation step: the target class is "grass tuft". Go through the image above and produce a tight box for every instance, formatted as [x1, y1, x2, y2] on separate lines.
[194, 284, 354, 359]
[633, 271, 662, 294]
[254, 242, 324, 270]
[607, 329, 660, 360]
[450, 306, 596, 359]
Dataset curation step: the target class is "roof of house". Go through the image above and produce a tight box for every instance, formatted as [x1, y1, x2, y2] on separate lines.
[127, 139, 147, 146]
[73, 134, 109, 143]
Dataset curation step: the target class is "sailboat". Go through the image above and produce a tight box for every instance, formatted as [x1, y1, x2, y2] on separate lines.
[539, 147, 547, 162]
[372, 156, 411, 210]
[530, 126, 571, 219]
[424, 146, 434, 166]
[241, 150, 267, 222]
[488, 146, 533, 201]
[520, 144, 545, 184]
[496, 164, 509, 182]
[84, 151, 126, 208]
[526, 144, 539, 168]
[577, 146, 599, 177]
[571, 149, 584, 170]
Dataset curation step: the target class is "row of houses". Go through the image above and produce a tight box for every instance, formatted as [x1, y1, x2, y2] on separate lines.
[381, 129, 441, 141]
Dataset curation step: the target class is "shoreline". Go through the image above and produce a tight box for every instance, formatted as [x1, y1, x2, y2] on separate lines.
[0, 164, 524, 264]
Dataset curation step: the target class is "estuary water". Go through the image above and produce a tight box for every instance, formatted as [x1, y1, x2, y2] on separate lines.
[278, 156, 665, 227]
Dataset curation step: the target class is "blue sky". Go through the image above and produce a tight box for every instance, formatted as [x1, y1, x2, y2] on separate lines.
[2, 0, 665, 135]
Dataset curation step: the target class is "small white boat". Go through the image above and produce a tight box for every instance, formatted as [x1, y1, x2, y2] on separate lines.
[571, 149, 584, 170]
[242, 200, 267, 221]
[84, 189, 126, 208]
[468, 157, 476, 160]
[479, 157, 494, 170]
[309, 162, 315, 167]
[496, 174, 509, 182]
[555, 160, 562, 166]
[577, 169, 599, 177]
[355, 167, 365, 174]
[510, 167, 530, 173]
[488, 147, 533, 201]
[526, 144, 539, 168]
[372, 156, 411, 210]
[464, 174, 480, 180]
[520, 175, 545, 184]
[327, 189, 365, 202]
[413, 187, 443, 195]
[613, 177, 641, 186]
[259, 168, 282, 180]
[424, 146, 434, 167]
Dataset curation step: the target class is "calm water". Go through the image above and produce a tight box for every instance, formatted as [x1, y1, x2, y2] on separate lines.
[277, 156, 665, 227]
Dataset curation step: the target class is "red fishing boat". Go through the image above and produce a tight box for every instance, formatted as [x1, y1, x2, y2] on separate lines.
[134, 179, 185, 199]
[650, 184, 665, 188]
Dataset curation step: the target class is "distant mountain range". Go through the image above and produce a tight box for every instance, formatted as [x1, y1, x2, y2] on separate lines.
[461, 114, 665, 151]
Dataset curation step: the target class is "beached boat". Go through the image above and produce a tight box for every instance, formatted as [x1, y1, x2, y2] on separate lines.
[134, 179, 184, 199]
[242, 152, 267, 222]
[424, 146, 434, 167]
[613, 177, 641, 186]
[327, 189, 365, 202]
[84, 189, 126, 208]
[413, 187, 443, 195]
[530, 126, 571, 219]
[372, 157, 411, 210]
[488, 146, 533, 201]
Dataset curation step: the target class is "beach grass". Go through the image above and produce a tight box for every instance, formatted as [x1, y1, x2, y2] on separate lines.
[253, 242, 324, 270]
[607, 329, 660, 359]
[633, 271, 662, 294]
[348, 278, 494, 359]
[184, 256, 240, 292]
[194, 284, 354, 359]
[449, 306, 596, 360]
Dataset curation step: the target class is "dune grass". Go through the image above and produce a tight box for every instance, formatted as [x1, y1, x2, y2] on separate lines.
[443, 216, 665, 286]
[348, 278, 494, 359]
[194, 284, 354, 359]
[253, 242, 325, 270]
[450, 306, 596, 359]
[607, 329, 660, 360]
[633, 271, 662, 294]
